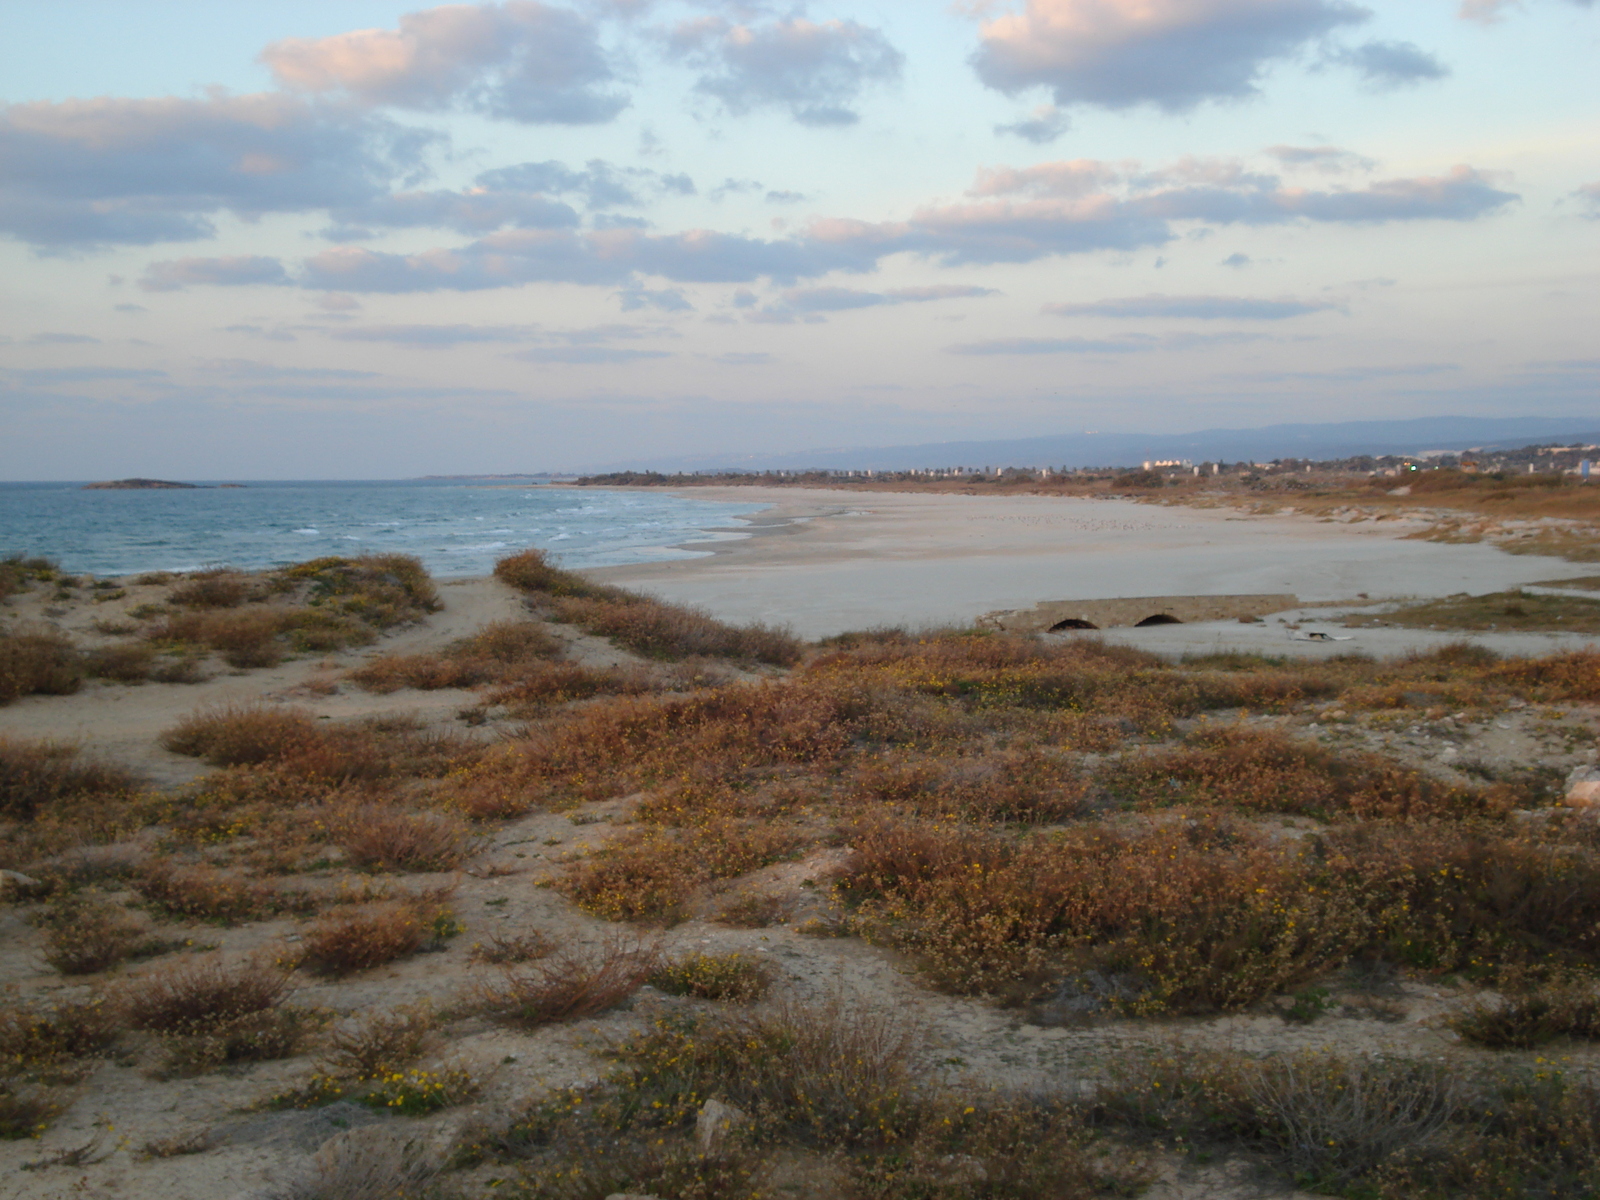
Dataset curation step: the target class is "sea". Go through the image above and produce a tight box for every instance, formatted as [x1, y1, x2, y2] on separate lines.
[0, 480, 767, 579]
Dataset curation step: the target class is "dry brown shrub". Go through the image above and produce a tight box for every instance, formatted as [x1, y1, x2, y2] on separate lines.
[335, 806, 476, 872]
[1492, 649, 1600, 701]
[0, 738, 139, 820]
[299, 894, 456, 976]
[558, 818, 805, 923]
[121, 957, 290, 1035]
[1106, 725, 1501, 821]
[493, 547, 621, 599]
[649, 950, 773, 1001]
[151, 609, 289, 667]
[0, 998, 119, 1069]
[482, 660, 661, 712]
[477, 938, 657, 1026]
[847, 745, 1087, 823]
[711, 891, 790, 928]
[549, 593, 802, 666]
[1320, 821, 1600, 970]
[134, 859, 304, 923]
[0, 625, 82, 703]
[35, 892, 149, 974]
[320, 1005, 436, 1079]
[458, 619, 561, 663]
[346, 652, 496, 694]
[0, 553, 56, 600]
[81, 641, 157, 682]
[468, 930, 554, 965]
[842, 816, 1368, 1010]
[161, 704, 320, 764]
[1447, 978, 1600, 1048]
[454, 680, 856, 807]
[169, 571, 253, 608]
[274, 554, 439, 627]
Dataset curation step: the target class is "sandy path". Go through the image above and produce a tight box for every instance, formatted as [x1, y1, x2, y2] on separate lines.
[586, 487, 1600, 648]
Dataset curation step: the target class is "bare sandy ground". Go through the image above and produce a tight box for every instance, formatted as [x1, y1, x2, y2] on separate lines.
[589, 487, 1600, 654]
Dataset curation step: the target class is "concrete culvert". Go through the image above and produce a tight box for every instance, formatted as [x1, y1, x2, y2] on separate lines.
[1048, 618, 1099, 632]
[1133, 614, 1183, 627]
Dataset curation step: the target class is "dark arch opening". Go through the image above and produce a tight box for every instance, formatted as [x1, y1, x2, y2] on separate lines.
[1048, 618, 1099, 632]
[1134, 613, 1183, 627]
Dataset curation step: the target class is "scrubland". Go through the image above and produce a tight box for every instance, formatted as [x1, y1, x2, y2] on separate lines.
[1, 548, 1598, 1199]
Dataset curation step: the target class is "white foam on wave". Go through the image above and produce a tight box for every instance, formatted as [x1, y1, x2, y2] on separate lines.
[294, 528, 319, 535]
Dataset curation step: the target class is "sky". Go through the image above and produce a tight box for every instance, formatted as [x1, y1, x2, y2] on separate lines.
[1, 0, 1596, 479]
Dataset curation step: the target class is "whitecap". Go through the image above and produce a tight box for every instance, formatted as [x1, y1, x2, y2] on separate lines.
[294, 528, 320, 535]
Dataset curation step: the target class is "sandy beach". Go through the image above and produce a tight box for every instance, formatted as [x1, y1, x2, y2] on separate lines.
[589, 486, 1600, 654]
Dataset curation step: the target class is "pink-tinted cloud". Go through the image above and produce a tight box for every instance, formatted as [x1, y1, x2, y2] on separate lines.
[261, 2, 627, 124]
[971, 0, 1368, 112]
[139, 255, 292, 291]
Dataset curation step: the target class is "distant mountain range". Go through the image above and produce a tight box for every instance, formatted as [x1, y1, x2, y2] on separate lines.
[584, 416, 1600, 474]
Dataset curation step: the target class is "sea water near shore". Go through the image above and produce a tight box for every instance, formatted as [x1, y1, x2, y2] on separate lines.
[0, 480, 764, 578]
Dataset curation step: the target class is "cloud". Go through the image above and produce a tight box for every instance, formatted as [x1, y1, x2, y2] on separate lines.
[1235, 362, 1456, 382]
[1458, 0, 1592, 23]
[1327, 40, 1449, 88]
[1043, 293, 1336, 318]
[158, 154, 1520, 294]
[199, 358, 380, 380]
[1222, 252, 1252, 267]
[715, 351, 774, 365]
[1265, 144, 1376, 172]
[476, 159, 695, 208]
[514, 346, 672, 364]
[774, 284, 999, 313]
[949, 330, 1269, 355]
[139, 255, 291, 291]
[261, 2, 627, 124]
[948, 335, 1156, 355]
[328, 323, 537, 347]
[617, 286, 693, 311]
[298, 225, 853, 292]
[995, 104, 1071, 143]
[4, 366, 168, 383]
[113, 303, 149, 313]
[0, 92, 433, 250]
[27, 332, 100, 345]
[666, 16, 903, 125]
[765, 190, 807, 204]
[1575, 181, 1600, 217]
[315, 293, 361, 312]
[970, 0, 1369, 112]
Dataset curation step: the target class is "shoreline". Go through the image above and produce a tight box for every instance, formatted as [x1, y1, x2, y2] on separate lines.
[583, 485, 1600, 652]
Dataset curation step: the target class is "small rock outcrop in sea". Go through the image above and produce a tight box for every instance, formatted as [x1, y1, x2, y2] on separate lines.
[82, 478, 201, 489]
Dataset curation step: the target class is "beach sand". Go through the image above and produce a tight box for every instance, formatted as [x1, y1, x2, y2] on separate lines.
[589, 486, 1600, 655]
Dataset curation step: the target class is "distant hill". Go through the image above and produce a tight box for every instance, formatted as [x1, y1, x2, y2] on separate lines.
[582, 416, 1600, 474]
[82, 478, 200, 490]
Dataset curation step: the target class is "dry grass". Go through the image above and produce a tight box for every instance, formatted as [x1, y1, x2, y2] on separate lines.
[495, 548, 801, 665]
[0, 738, 140, 820]
[1446, 978, 1600, 1048]
[0, 553, 58, 601]
[169, 570, 255, 609]
[1104, 724, 1502, 820]
[35, 892, 150, 974]
[1358, 589, 1600, 633]
[160, 705, 481, 783]
[468, 931, 554, 965]
[121, 956, 291, 1034]
[0, 625, 82, 703]
[299, 894, 457, 977]
[477, 938, 659, 1026]
[319, 1005, 437, 1080]
[134, 859, 306, 923]
[335, 806, 477, 872]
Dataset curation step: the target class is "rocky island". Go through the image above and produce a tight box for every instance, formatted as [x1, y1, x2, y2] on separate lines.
[82, 478, 200, 490]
